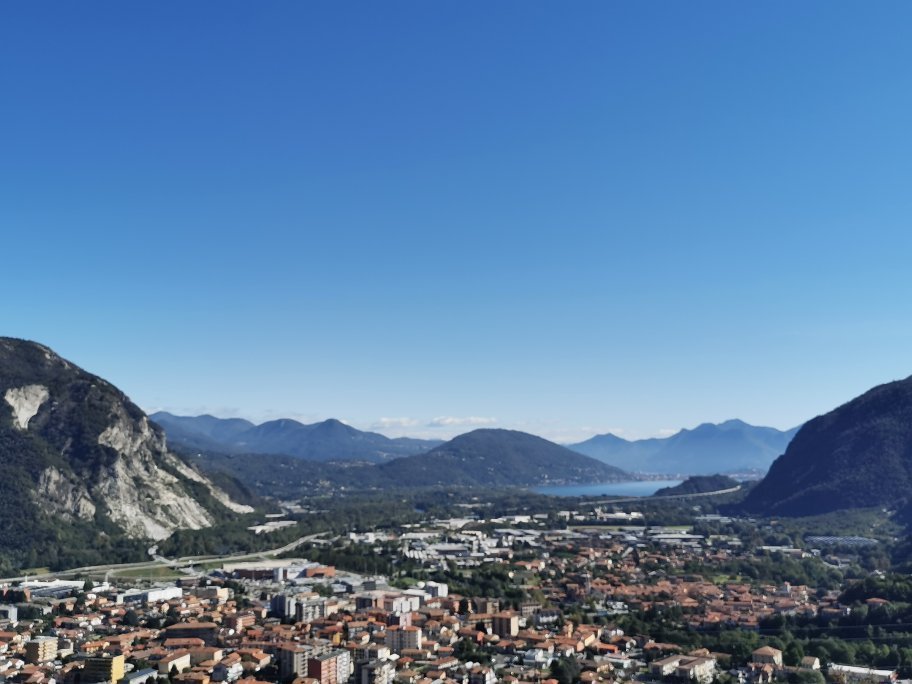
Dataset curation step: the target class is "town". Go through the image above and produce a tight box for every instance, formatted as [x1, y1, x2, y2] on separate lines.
[0, 497, 903, 684]
[6, 2, 911, 684]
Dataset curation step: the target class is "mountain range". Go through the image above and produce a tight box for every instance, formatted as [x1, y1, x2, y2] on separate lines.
[567, 419, 799, 475]
[155, 372, 912, 517]
[374, 429, 628, 487]
[151, 411, 442, 463]
[742, 375, 912, 516]
[190, 428, 631, 496]
[0, 338, 251, 571]
[155, 412, 799, 476]
[151, 413, 632, 492]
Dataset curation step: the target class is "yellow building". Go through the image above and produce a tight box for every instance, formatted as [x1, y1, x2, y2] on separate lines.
[83, 654, 125, 684]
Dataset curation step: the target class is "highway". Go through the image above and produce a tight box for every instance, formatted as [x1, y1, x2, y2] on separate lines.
[0, 532, 327, 585]
[579, 484, 741, 506]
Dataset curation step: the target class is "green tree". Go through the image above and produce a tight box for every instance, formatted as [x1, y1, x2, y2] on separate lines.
[784, 641, 805, 666]
[550, 656, 581, 684]
[789, 671, 824, 684]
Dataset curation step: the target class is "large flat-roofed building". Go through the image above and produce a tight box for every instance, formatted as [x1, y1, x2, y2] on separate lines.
[119, 586, 183, 604]
[121, 669, 158, 684]
[828, 664, 897, 684]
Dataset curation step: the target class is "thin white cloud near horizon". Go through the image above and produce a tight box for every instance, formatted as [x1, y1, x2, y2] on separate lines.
[370, 417, 421, 430]
[427, 416, 498, 428]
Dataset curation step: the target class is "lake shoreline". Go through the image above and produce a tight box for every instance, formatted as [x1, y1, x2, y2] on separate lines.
[533, 479, 684, 498]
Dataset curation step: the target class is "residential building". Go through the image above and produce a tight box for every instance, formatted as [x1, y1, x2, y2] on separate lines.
[296, 598, 327, 623]
[358, 659, 395, 684]
[468, 666, 496, 684]
[25, 636, 58, 663]
[385, 625, 422, 654]
[194, 587, 229, 604]
[752, 646, 783, 667]
[306, 649, 351, 684]
[279, 642, 332, 680]
[800, 657, 821, 671]
[424, 582, 448, 598]
[82, 654, 125, 683]
[158, 650, 192, 675]
[270, 594, 297, 620]
[476, 598, 500, 614]
[225, 612, 257, 632]
[492, 611, 519, 638]
[675, 656, 716, 683]
[352, 644, 390, 664]
[0, 605, 17, 622]
[279, 645, 311, 680]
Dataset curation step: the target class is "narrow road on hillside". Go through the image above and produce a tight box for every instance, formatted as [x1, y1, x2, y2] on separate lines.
[579, 484, 741, 506]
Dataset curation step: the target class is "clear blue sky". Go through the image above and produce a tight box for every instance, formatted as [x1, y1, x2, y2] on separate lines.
[4, 2, 912, 442]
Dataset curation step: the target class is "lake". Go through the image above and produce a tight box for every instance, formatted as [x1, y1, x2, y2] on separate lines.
[532, 480, 683, 498]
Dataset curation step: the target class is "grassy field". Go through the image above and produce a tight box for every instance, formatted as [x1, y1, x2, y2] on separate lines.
[183, 560, 227, 571]
[111, 565, 185, 580]
[712, 574, 742, 584]
[393, 576, 420, 587]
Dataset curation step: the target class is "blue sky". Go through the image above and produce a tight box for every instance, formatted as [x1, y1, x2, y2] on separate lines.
[3, 2, 912, 442]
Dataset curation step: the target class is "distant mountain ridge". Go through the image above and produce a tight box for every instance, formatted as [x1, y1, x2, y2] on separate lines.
[742, 375, 912, 516]
[152, 412, 442, 463]
[192, 428, 632, 494]
[568, 419, 799, 475]
[375, 428, 630, 487]
[159, 412, 798, 473]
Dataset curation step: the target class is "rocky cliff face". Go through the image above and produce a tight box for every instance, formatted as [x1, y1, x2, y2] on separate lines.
[0, 338, 252, 544]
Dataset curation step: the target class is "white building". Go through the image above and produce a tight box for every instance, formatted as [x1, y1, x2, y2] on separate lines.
[828, 664, 897, 684]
